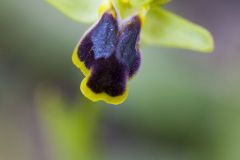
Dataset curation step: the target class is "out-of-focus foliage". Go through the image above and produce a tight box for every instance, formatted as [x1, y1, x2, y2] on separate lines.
[47, 0, 214, 53]
[35, 87, 101, 160]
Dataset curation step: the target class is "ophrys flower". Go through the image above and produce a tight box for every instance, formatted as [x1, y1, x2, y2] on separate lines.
[73, 2, 143, 104]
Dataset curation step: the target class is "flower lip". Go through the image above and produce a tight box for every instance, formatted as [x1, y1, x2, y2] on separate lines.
[77, 11, 119, 69]
[87, 55, 128, 97]
[73, 5, 142, 104]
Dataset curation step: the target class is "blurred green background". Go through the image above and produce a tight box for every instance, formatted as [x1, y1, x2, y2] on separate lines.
[1, 0, 240, 160]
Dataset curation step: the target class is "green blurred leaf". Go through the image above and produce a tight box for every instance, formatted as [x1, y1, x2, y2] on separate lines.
[47, 0, 102, 23]
[35, 87, 101, 160]
[142, 7, 214, 53]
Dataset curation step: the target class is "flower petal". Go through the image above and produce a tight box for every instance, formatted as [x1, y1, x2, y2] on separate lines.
[77, 15, 142, 105]
[116, 15, 142, 77]
[130, 0, 170, 6]
[80, 56, 129, 105]
[72, 7, 119, 76]
[47, 0, 102, 23]
[141, 7, 214, 53]
[130, 0, 152, 6]
[71, 4, 128, 105]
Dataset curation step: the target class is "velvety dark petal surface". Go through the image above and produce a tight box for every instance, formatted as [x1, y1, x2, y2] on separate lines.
[116, 16, 141, 77]
[87, 55, 128, 97]
[91, 13, 118, 59]
[77, 12, 118, 69]
[74, 8, 143, 104]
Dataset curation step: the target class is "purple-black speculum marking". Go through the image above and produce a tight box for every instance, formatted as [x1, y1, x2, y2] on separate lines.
[77, 10, 141, 97]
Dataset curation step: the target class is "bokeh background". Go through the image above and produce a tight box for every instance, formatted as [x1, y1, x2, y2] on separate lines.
[1, 0, 240, 160]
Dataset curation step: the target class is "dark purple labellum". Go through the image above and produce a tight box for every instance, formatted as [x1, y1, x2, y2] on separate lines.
[73, 7, 142, 104]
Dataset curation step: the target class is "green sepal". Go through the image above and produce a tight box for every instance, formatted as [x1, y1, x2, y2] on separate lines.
[141, 7, 214, 53]
[47, 0, 102, 23]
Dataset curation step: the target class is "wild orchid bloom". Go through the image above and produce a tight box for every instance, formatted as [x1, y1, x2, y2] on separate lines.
[72, 3, 143, 104]
[47, 0, 214, 105]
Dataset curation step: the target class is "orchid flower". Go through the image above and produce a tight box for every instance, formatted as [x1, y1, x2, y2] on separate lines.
[47, 0, 214, 105]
